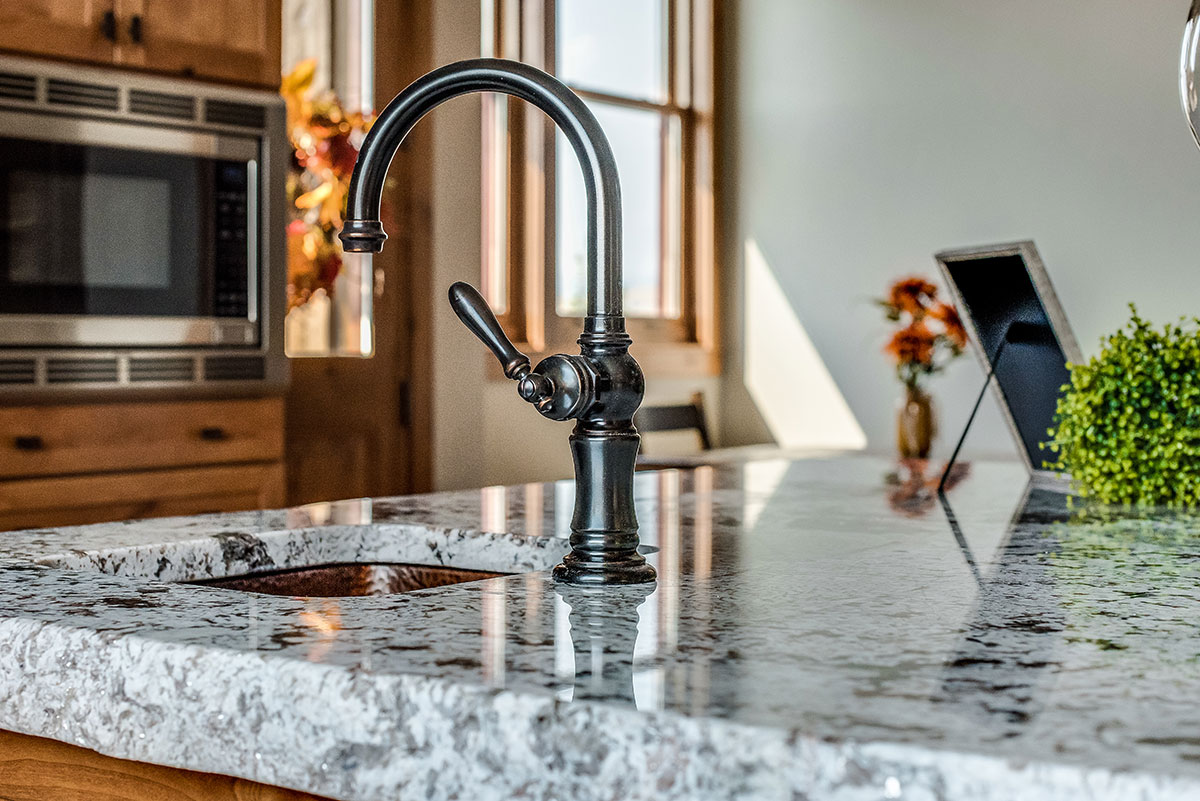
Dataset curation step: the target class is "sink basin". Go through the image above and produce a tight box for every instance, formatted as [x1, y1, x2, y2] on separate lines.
[188, 563, 507, 598]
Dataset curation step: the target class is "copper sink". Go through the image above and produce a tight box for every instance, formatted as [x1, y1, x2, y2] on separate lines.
[190, 563, 506, 598]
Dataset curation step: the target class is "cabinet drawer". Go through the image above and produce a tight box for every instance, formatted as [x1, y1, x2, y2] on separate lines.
[0, 728, 332, 801]
[0, 462, 285, 531]
[0, 398, 283, 479]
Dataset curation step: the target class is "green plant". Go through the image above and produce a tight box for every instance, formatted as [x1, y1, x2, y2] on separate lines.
[1044, 305, 1200, 506]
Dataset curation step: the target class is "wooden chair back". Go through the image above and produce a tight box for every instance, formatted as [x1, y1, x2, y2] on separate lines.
[634, 392, 711, 453]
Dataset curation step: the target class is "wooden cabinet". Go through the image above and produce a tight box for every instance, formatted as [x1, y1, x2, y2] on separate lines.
[0, 729, 330, 801]
[0, 1, 114, 65]
[0, 398, 285, 532]
[113, 0, 282, 88]
[0, 398, 284, 480]
[0, 0, 281, 89]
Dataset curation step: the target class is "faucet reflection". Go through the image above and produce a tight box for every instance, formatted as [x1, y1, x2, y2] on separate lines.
[556, 583, 655, 704]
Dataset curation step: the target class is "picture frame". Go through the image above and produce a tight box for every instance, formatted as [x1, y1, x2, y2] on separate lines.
[935, 240, 1082, 486]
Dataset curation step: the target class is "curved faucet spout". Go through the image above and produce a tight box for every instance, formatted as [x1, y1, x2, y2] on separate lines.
[340, 58, 655, 586]
[340, 57, 623, 329]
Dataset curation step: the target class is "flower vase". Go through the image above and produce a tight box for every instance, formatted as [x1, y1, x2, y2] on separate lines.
[897, 385, 935, 460]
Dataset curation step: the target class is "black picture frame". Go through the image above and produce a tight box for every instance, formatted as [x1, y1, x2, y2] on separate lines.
[935, 241, 1082, 483]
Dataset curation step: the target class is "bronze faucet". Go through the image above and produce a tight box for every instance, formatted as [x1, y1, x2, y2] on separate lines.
[340, 58, 655, 585]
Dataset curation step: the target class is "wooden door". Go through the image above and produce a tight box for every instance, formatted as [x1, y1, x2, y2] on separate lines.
[283, 0, 433, 506]
[113, 0, 281, 89]
[0, 1, 115, 65]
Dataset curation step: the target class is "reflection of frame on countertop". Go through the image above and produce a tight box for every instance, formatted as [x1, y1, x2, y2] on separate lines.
[934, 240, 1081, 487]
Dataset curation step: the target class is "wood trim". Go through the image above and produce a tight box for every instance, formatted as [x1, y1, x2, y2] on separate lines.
[263, 0, 283, 89]
[570, 87, 688, 115]
[692, 0, 718, 360]
[0, 728, 332, 801]
[384, 0, 435, 493]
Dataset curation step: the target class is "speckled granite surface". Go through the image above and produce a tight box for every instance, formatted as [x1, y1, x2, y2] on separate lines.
[3, 455, 1200, 800]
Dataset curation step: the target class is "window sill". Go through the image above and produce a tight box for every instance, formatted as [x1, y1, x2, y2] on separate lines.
[487, 340, 719, 382]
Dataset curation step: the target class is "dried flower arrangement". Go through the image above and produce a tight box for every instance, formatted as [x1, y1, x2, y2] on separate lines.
[280, 59, 375, 311]
[878, 277, 967, 389]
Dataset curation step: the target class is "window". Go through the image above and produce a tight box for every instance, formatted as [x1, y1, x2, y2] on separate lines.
[482, 0, 717, 375]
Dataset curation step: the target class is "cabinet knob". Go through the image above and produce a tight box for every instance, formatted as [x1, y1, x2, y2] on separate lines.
[199, 427, 229, 442]
[14, 435, 44, 452]
[129, 14, 144, 44]
[100, 10, 117, 43]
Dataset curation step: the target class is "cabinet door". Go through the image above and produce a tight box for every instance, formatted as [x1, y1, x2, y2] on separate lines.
[0, 462, 286, 532]
[0, 1, 115, 65]
[0, 729, 331, 801]
[114, 0, 281, 89]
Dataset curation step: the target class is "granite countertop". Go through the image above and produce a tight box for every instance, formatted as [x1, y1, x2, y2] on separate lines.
[2, 454, 1200, 800]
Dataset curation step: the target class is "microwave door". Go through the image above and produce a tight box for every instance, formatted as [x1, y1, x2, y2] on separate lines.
[0, 110, 258, 348]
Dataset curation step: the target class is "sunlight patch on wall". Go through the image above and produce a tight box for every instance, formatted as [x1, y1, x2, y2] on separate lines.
[743, 239, 867, 450]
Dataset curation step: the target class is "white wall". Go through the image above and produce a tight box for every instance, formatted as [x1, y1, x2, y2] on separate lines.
[428, 1, 720, 490]
[721, 1, 1200, 460]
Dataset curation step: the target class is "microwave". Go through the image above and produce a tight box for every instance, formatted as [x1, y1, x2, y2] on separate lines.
[0, 55, 287, 394]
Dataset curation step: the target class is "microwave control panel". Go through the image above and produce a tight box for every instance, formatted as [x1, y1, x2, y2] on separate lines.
[213, 162, 251, 320]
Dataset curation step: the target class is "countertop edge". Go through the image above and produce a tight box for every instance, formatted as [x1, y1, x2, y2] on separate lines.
[1, 614, 1197, 801]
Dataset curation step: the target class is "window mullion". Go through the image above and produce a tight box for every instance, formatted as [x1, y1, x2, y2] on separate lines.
[566, 86, 681, 115]
[537, 0, 558, 349]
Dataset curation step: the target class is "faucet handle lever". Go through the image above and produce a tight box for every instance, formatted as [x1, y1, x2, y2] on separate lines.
[448, 282, 530, 380]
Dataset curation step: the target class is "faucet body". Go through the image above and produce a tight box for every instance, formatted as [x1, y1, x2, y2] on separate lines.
[340, 58, 655, 585]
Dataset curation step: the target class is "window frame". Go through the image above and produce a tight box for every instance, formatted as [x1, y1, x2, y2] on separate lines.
[481, 0, 718, 376]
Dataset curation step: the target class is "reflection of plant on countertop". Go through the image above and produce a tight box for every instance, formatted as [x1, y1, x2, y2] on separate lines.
[1044, 306, 1200, 507]
[280, 59, 375, 311]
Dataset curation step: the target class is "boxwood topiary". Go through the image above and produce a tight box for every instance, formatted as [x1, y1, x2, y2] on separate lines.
[1043, 305, 1200, 507]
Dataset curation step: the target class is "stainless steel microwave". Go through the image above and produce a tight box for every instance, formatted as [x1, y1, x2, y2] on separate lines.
[0, 55, 287, 394]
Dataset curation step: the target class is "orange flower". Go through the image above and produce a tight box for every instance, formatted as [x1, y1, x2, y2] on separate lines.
[879, 274, 966, 389]
[888, 277, 939, 316]
[885, 321, 936, 366]
[930, 302, 967, 348]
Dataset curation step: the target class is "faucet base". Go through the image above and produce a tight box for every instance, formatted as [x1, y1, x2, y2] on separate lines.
[553, 552, 657, 586]
[554, 425, 657, 586]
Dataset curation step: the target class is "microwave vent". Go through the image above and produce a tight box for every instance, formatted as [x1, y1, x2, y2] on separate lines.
[204, 99, 266, 129]
[129, 356, 196, 383]
[129, 89, 196, 121]
[0, 358, 35, 385]
[0, 71, 36, 102]
[47, 78, 119, 111]
[204, 355, 265, 382]
[46, 357, 119, 384]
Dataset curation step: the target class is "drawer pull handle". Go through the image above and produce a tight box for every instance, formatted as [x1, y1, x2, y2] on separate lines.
[14, 435, 44, 451]
[100, 9, 117, 42]
[200, 427, 229, 442]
